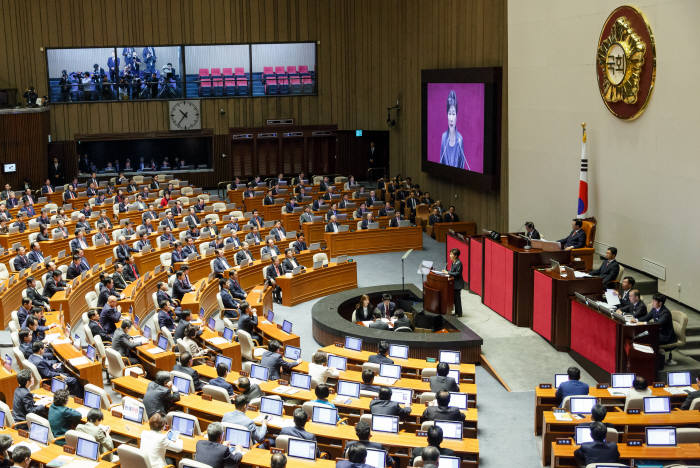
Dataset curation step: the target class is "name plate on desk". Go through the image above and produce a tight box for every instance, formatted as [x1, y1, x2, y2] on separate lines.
[596, 383, 609, 389]
[653, 382, 665, 388]
[240, 371, 249, 377]
[539, 383, 552, 389]
[627, 440, 642, 446]
[111, 409, 123, 418]
[63, 446, 76, 454]
[555, 439, 572, 445]
[270, 448, 285, 455]
[626, 408, 641, 414]
[334, 343, 344, 347]
[416, 431, 427, 437]
[426, 357, 436, 363]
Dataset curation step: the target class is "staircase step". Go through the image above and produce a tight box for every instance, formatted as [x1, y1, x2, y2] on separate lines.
[679, 348, 700, 359]
[685, 327, 700, 338]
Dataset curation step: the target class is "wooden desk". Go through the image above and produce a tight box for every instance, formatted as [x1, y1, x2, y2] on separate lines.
[120, 271, 168, 322]
[532, 269, 603, 350]
[551, 441, 700, 468]
[316, 345, 476, 382]
[50, 267, 107, 325]
[136, 343, 177, 376]
[275, 262, 358, 306]
[51, 341, 103, 386]
[323, 226, 423, 257]
[200, 328, 243, 371]
[0, 367, 16, 407]
[429, 221, 477, 242]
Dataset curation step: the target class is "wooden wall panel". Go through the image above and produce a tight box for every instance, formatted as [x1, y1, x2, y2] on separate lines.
[0, 109, 50, 187]
[1, 0, 507, 230]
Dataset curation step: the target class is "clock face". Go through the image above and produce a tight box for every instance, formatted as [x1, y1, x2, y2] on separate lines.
[169, 100, 201, 130]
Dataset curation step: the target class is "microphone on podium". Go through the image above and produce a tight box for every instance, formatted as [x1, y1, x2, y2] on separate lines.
[633, 330, 649, 341]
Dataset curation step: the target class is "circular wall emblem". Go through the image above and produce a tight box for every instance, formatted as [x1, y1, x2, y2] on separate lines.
[596, 5, 656, 120]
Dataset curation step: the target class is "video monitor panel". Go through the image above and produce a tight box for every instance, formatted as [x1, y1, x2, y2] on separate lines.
[251, 42, 317, 96]
[184, 44, 250, 98]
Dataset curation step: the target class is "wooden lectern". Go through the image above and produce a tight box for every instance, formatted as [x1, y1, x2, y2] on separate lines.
[423, 271, 454, 315]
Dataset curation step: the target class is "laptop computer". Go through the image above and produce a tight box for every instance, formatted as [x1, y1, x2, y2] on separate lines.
[287, 438, 316, 460]
[172, 375, 191, 394]
[435, 420, 463, 440]
[379, 363, 401, 379]
[646, 427, 677, 446]
[439, 350, 460, 364]
[157, 335, 169, 351]
[327, 355, 347, 371]
[345, 336, 362, 351]
[390, 388, 412, 406]
[250, 364, 269, 382]
[365, 448, 386, 468]
[554, 374, 569, 388]
[569, 397, 597, 414]
[282, 320, 293, 334]
[388, 344, 409, 360]
[171, 415, 195, 437]
[222, 327, 234, 342]
[312, 406, 338, 425]
[667, 371, 692, 387]
[371, 414, 399, 434]
[224, 426, 251, 448]
[337, 380, 360, 399]
[83, 389, 102, 409]
[51, 377, 66, 393]
[85, 344, 96, 361]
[207, 317, 216, 330]
[122, 401, 144, 423]
[75, 437, 100, 461]
[284, 345, 301, 361]
[448, 392, 468, 410]
[215, 355, 232, 372]
[611, 373, 634, 388]
[290, 372, 311, 390]
[29, 422, 50, 445]
[574, 425, 593, 444]
[644, 397, 671, 414]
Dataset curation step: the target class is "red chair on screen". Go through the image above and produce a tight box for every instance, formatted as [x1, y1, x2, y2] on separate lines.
[211, 68, 223, 96]
[198, 68, 211, 97]
[299, 65, 310, 77]
[234, 68, 249, 95]
[263, 66, 277, 94]
[302, 75, 313, 94]
[222, 68, 235, 95]
[289, 75, 302, 94]
[275, 66, 289, 94]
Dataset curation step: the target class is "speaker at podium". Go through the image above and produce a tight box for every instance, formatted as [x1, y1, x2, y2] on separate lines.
[423, 269, 454, 315]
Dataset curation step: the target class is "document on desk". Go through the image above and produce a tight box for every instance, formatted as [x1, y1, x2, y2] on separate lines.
[607, 388, 627, 396]
[9, 441, 42, 454]
[144, 347, 165, 355]
[632, 343, 654, 354]
[44, 332, 62, 343]
[573, 271, 591, 278]
[373, 377, 398, 386]
[51, 338, 71, 345]
[417, 260, 434, 276]
[68, 356, 90, 366]
[553, 412, 573, 421]
[273, 385, 301, 395]
[207, 337, 229, 345]
[605, 289, 621, 306]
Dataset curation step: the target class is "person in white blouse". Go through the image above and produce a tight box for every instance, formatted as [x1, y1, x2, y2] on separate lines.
[139, 412, 183, 468]
[182, 325, 208, 358]
[308, 351, 340, 385]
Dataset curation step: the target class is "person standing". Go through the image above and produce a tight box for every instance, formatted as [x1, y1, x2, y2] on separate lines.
[445, 248, 465, 317]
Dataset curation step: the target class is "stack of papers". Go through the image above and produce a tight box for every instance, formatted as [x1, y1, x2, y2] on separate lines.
[44, 333, 62, 343]
[51, 338, 71, 345]
[333, 396, 355, 405]
[553, 413, 573, 421]
[68, 356, 90, 366]
[273, 385, 301, 395]
[9, 441, 41, 454]
[573, 271, 591, 278]
[144, 347, 165, 355]
[207, 337, 229, 345]
[607, 388, 627, 396]
[373, 377, 398, 386]
[633, 343, 654, 354]
[665, 386, 694, 395]
[605, 289, 621, 306]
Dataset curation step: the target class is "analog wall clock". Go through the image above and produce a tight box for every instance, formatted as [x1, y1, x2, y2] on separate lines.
[169, 100, 201, 130]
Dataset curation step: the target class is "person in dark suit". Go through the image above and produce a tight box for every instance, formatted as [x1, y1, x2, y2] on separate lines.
[428, 207, 442, 226]
[195, 422, 243, 468]
[171, 243, 188, 263]
[97, 278, 118, 308]
[99, 296, 121, 336]
[41, 179, 54, 194]
[238, 376, 263, 403]
[558, 219, 587, 250]
[157, 302, 176, 332]
[278, 408, 318, 449]
[87, 310, 111, 343]
[208, 362, 235, 396]
[616, 276, 635, 308]
[65, 256, 84, 280]
[259, 340, 300, 380]
[619, 289, 647, 318]
[443, 206, 459, 223]
[270, 453, 287, 468]
[359, 212, 376, 230]
[143, 371, 180, 418]
[265, 257, 284, 304]
[269, 221, 287, 241]
[115, 237, 136, 264]
[360, 370, 381, 394]
[337, 443, 374, 468]
[639, 293, 677, 345]
[13, 247, 30, 272]
[410, 426, 456, 465]
[112, 320, 139, 364]
[368, 310, 390, 330]
[430, 362, 459, 393]
[28, 242, 46, 265]
[285, 198, 298, 214]
[212, 250, 233, 277]
[235, 242, 255, 265]
[445, 248, 465, 317]
[590, 247, 620, 288]
[292, 233, 307, 253]
[421, 391, 466, 422]
[393, 310, 412, 330]
[12, 369, 49, 424]
[344, 420, 395, 467]
[219, 281, 240, 319]
[29, 342, 81, 395]
[681, 375, 700, 410]
[43, 270, 66, 299]
[573, 421, 620, 466]
[318, 176, 330, 192]
[123, 256, 140, 282]
[262, 190, 275, 206]
[237, 302, 260, 342]
[524, 221, 540, 240]
[325, 215, 340, 233]
[172, 271, 192, 302]
[25, 277, 50, 309]
[111, 263, 128, 291]
[368, 341, 394, 365]
[281, 249, 303, 273]
[173, 352, 202, 392]
[226, 270, 246, 301]
[370, 387, 411, 419]
[375, 294, 396, 318]
[555, 366, 589, 406]
[354, 295, 374, 321]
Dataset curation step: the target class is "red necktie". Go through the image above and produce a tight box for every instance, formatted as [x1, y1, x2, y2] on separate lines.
[70, 192, 74, 199]
[131, 265, 137, 278]
[275, 265, 279, 275]
[48, 187, 52, 193]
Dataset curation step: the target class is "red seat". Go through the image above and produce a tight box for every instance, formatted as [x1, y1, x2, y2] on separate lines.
[234, 67, 245, 75]
[287, 66, 297, 75]
[222, 68, 235, 92]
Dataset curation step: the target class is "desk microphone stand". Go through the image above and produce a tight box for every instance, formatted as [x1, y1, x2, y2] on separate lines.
[401, 249, 413, 293]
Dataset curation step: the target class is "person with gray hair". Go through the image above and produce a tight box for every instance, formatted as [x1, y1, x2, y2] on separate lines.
[0, 433, 12, 466]
[421, 445, 441, 468]
[270, 453, 287, 468]
[195, 421, 243, 468]
[143, 371, 180, 418]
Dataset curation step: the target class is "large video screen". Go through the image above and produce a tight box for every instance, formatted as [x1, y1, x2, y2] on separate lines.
[251, 42, 316, 96]
[47, 46, 183, 102]
[184, 45, 250, 97]
[421, 68, 502, 191]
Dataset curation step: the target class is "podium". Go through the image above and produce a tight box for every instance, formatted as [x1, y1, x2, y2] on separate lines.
[423, 271, 453, 315]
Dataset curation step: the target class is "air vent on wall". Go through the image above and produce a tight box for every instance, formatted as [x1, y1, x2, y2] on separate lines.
[257, 132, 278, 139]
[266, 119, 294, 125]
[232, 134, 253, 140]
[283, 132, 304, 138]
[311, 131, 334, 137]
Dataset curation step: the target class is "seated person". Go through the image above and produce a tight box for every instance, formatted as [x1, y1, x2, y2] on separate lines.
[143, 371, 181, 418]
[308, 351, 340, 385]
[573, 421, 620, 466]
[524, 221, 539, 239]
[360, 369, 381, 394]
[48, 389, 82, 445]
[312, 384, 337, 411]
[354, 294, 374, 321]
[638, 293, 676, 345]
[555, 366, 589, 407]
[219, 280, 240, 319]
[410, 425, 456, 465]
[421, 390, 466, 423]
[222, 394, 267, 443]
[417, 446, 440, 468]
[625, 375, 652, 399]
[181, 325, 207, 358]
[368, 310, 390, 330]
[208, 362, 235, 396]
[195, 422, 243, 468]
[558, 219, 586, 250]
[259, 340, 301, 380]
[236, 302, 259, 342]
[112, 319, 139, 365]
[619, 289, 647, 318]
[428, 207, 442, 225]
[337, 443, 374, 468]
[29, 342, 81, 396]
[278, 408, 317, 445]
[140, 412, 184, 468]
[590, 247, 620, 288]
[344, 420, 395, 467]
[430, 362, 460, 393]
[368, 341, 394, 364]
[87, 309, 111, 343]
[369, 387, 411, 419]
[99, 295, 121, 336]
[681, 375, 700, 410]
[157, 302, 176, 332]
[443, 205, 459, 223]
[393, 310, 412, 330]
[172, 352, 203, 392]
[76, 409, 115, 461]
[375, 294, 396, 318]
[12, 369, 48, 423]
[238, 376, 263, 403]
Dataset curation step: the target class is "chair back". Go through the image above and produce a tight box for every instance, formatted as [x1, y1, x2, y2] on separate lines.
[178, 459, 213, 468]
[176, 338, 188, 355]
[688, 397, 700, 410]
[117, 444, 153, 468]
[202, 384, 231, 403]
[161, 327, 176, 349]
[0, 263, 8, 281]
[419, 392, 436, 404]
[361, 362, 380, 374]
[301, 400, 328, 419]
[313, 253, 328, 265]
[623, 396, 644, 412]
[672, 310, 689, 345]
[83, 323, 95, 346]
[275, 434, 292, 451]
[606, 427, 619, 444]
[237, 330, 256, 361]
[615, 265, 625, 284]
[9, 331, 19, 346]
[420, 421, 435, 431]
[85, 383, 112, 409]
[359, 413, 372, 426]
[105, 347, 126, 378]
[64, 429, 97, 449]
[421, 368, 437, 379]
[580, 217, 597, 247]
[24, 361, 43, 391]
[27, 413, 55, 441]
[160, 252, 172, 267]
[0, 401, 14, 426]
[676, 427, 700, 444]
[93, 335, 107, 361]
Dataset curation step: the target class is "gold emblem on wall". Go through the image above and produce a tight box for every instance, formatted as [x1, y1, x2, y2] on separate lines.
[596, 6, 656, 120]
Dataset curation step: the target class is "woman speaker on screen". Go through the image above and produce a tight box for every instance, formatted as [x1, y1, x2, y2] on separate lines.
[439, 90, 469, 170]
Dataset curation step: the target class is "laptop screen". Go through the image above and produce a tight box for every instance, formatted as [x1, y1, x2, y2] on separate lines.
[290, 372, 311, 390]
[390, 388, 413, 406]
[611, 373, 635, 388]
[84, 390, 102, 409]
[435, 420, 463, 440]
[667, 371, 691, 387]
[208, 317, 216, 330]
[225, 426, 251, 448]
[312, 406, 337, 425]
[86, 345, 96, 361]
[379, 364, 401, 379]
[0, 410, 5, 429]
[345, 336, 362, 351]
[448, 392, 468, 410]
[569, 397, 597, 414]
[215, 355, 232, 372]
[644, 397, 671, 414]
[157, 335, 169, 350]
[365, 448, 386, 468]
[76, 437, 99, 460]
[250, 364, 269, 381]
[389, 344, 409, 360]
[439, 350, 460, 364]
[260, 397, 283, 416]
[337, 380, 360, 398]
[222, 327, 234, 341]
[438, 455, 460, 468]
[287, 438, 316, 460]
[447, 369, 460, 382]
[554, 374, 569, 388]
[172, 375, 191, 394]
[327, 355, 347, 371]
[371, 415, 399, 434]
[143, 325, 151, 339]
[282, 320, 293, 334]
[29, 422, 50, 445]
[575, 425, 593, 444]
[284, 345, 301, 361]
[646, 427, 677, 446]
[171, 415, 195, 437]
[122, 401, 144, 423]
[51, 377, 66, 393]
[266, 310, 274, 322]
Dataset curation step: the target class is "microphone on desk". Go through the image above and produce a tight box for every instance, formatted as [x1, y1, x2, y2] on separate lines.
[633, 330, 649, 340]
